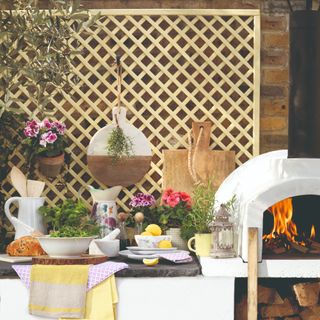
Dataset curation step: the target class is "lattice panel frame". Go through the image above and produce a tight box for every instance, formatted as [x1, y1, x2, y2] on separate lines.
[2, 9, 260, 212]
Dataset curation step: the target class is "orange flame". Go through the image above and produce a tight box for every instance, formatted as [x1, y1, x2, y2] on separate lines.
[263, 198, 316, 244]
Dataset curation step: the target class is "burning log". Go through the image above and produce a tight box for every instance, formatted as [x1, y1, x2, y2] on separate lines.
[289, 241, 309, 254]
[309, 239, 320, 250]
[293, 282, 320, 307]
[300, 306, 320, 320]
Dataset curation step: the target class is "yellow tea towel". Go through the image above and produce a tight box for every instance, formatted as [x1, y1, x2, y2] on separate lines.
[29, 264, 89, 319]
[60, 275, 118, 320]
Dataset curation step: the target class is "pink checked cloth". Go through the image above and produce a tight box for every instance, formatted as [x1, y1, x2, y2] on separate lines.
[13, 261, 128, 291]
[158, 252, 193, 263]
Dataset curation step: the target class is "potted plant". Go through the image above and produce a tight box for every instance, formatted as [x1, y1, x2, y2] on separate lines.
[158, 188, 191, 250]
[22, 118, 67, 177]
[38, 198, 99, 257]
[184, 182, 215, 257]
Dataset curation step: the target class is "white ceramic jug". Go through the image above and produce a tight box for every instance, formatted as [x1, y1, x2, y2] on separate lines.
[5, 197, 46, 239]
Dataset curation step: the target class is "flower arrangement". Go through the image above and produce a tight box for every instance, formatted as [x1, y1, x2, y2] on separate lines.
[23, 119, 67, 161]
[128, 192, 157, 226]
[158, 188, 191, 229]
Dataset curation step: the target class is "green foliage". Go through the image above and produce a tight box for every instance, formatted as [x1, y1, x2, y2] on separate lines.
[38, 198, 99, 237]
[0, 111, 26, 252]
[181, 182, 215, 239]
[106, 126, 133, 163]
[158, 202, 190, 230]
[0, 0, 100, 117]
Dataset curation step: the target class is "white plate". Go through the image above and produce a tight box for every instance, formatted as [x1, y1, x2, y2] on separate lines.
[127, 246, 177, 252]
[0, 254, 32, 263]
[119, 250, 159, 261]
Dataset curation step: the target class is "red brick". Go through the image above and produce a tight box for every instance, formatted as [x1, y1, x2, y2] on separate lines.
[263, 68, 289, 84]
[261, 49, 288, 67]
[262, 15, 288, 32]
[261, 98, 288, 116]
[261, 85, 286, 98]
[263, 32, 289, 49]
[261, 116, 287, 132]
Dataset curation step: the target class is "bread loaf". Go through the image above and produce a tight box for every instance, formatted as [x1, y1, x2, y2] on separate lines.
[6, 236, 46, 256]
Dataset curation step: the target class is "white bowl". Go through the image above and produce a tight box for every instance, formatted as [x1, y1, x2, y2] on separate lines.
[37, 236, 96, 258]
[134, 235, 172, 248]
[94, 239, 120, 257]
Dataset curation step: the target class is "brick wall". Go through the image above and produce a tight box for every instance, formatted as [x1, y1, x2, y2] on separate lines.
[3, 0, 306, 154]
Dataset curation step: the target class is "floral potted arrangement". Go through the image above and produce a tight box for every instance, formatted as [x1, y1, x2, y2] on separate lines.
[38, 199, 99, 257]
[158, 188, 191, 250]
[23, 119, 67, 177]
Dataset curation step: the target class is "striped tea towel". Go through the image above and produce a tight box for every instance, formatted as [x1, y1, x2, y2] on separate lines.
[29, 264, 89, 319]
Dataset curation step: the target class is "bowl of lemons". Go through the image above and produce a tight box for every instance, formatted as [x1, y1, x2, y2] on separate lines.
[135, 224, 172, 248]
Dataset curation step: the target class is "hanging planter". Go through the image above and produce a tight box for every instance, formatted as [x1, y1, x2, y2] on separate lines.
[87, 56, 152, 187]
[22, 119, 67, 178]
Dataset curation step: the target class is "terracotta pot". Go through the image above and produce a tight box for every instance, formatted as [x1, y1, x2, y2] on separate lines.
[165, 227, 188, 250]
[38, 153, 64, 178]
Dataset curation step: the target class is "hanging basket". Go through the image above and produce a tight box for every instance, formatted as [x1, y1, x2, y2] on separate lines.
[38, 153, 64, 178]
[87, 107, 152, 187]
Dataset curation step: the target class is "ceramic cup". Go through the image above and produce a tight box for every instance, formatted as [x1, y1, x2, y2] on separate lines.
[187, 233, 212, 257]
[94, 239, 120, 257]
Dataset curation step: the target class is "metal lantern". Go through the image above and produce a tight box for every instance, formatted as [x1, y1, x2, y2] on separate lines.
[210, 204, 236, 258]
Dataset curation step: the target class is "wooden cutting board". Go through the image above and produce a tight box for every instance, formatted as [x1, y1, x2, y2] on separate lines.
[163, 122, 235, 195]
[32, 254, 108, 265]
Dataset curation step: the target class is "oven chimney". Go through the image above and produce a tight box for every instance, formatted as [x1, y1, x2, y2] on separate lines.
[288, 10, 320, 158]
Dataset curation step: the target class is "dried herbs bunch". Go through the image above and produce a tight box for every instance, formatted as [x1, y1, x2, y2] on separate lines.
[106, 126, 133, 163]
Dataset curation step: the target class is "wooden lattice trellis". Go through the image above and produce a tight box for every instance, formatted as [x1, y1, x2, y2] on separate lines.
[2, 9, 260, 213]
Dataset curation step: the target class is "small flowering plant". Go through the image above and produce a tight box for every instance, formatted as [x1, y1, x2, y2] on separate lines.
[128, 193, 157, 226]
[23, 119, 67, 162]
[158, 188, 192, 229]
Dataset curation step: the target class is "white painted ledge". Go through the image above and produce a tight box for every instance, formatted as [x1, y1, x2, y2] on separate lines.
[200, 257, 320, 278]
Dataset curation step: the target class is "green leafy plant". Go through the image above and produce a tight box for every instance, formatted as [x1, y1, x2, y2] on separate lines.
[0, 0, 100, 117]
[106, 126, 133, 163]
[181, 182, 215, 239]
[158, 188, 191, 230]
[38, 199, 99, 237]
[0, 111, 26, 252]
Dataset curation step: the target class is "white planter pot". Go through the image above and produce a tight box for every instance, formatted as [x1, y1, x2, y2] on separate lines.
[165, 228, 188, 250]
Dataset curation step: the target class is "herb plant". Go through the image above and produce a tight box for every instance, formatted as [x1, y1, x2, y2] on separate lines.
[106, 126, 133, 163]
[39, 199, 99, 237]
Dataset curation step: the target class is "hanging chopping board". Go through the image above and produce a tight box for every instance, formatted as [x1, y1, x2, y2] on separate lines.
[87, 107, 152, 187]
[163, 122, 235, 195]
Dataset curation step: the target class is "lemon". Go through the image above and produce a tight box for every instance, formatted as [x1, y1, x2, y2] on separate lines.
[140, 231, 153, 236]
[158, 240, 172, 249]
[145, 224, 162, 236]
[143, 258, 159, 266]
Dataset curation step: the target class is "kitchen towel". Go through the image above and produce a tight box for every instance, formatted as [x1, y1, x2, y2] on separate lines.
[60, 275, 118, 320]
[159, 251, 193, 263]
[13, 261, 128, 290]
[29, 264, 89, 319]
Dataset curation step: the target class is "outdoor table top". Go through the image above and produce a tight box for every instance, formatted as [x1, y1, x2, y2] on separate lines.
[0, 256, 201, 278]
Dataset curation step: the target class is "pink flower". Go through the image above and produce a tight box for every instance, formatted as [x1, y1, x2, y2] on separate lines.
[166, 192, 181, 208]
[24, 120, 40, 138]
[180, 192, 191, 205]
[40, 131, 57, 147]
[40, 119, 52, 130]
[162, 188, 174, 202]
[52, 121, 66, 135]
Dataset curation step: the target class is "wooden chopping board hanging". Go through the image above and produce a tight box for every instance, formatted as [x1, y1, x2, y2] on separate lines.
[87, 56, 152, 187]
[163, 122, 235, 195]
[87, 107, 152, 187]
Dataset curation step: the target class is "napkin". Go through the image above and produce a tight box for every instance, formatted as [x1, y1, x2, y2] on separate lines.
[158, 252, 193, 263]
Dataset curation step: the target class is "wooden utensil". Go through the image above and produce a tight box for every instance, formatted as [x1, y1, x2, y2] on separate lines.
[10, 166, 27, 197]
[27, 180, 45, 197]
[163, 122, 235, 195]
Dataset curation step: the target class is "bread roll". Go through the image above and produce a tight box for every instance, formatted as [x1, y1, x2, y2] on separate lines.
[6, 236, 46, 256]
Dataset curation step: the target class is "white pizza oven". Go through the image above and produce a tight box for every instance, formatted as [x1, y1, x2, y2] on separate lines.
[215, 150, 320, 262]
